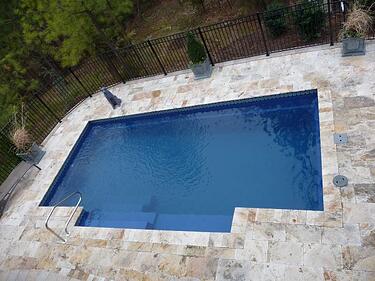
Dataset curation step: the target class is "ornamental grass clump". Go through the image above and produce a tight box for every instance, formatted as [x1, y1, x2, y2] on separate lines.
[187, 32, 207, 64]
[340, 4, 373, 39]
[11, 104, 32, 153]
[12, 128, 31, 152]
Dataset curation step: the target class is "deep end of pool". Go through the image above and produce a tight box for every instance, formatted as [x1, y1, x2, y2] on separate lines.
[41, 90, 323, 232]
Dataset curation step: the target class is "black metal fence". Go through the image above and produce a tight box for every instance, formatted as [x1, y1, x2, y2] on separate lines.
[0, 0, 373, 184]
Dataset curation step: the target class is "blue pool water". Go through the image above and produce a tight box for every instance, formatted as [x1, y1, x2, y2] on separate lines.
[41, 90, 323, 232]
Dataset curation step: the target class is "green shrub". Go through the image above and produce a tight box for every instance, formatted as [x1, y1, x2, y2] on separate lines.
[293, 0, 326, 41]
[189, 0, 205, 12]
[187, 32, 206, 64]
[264, 1, 288, 37]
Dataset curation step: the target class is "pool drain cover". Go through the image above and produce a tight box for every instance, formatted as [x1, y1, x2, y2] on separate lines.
[334, 133, 348, 144]
[333, 175, 348, 187]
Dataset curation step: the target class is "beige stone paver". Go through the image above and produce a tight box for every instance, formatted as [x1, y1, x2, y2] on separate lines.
[0, 42, 374, 280]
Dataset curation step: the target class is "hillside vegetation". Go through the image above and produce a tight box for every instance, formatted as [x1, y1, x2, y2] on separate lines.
[0, 0, 298, 126]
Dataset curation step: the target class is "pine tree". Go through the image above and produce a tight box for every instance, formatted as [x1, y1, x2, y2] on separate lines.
[0, 0, 134, 125]
[19, 0, 133, 66]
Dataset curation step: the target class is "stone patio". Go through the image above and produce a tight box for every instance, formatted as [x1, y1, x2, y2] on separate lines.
[0, 42, 374, 281]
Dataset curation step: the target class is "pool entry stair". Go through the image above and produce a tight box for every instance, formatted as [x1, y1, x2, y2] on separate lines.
[46, 191, 233, 233]
[77, 210, 233, 232]
[77, 210, 157, 229]
[76, 196, 158, 229]
[70, 194, 233, 232]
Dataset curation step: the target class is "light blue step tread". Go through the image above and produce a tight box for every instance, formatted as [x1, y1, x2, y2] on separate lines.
[154, 214, 233, 232]
[119, 203, 145, 212]
[94, 203, 145, 212]
[79, 211, 157, 228]
[90, 211, 156, 222]
[82, 219, 151, 229]
[96, 196, 153, 212]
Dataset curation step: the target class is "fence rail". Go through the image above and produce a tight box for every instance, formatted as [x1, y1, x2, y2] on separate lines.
[0, 0, 373, 184]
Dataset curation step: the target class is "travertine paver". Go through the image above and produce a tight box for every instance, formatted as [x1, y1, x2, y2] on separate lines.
[0, 42, 374, 280]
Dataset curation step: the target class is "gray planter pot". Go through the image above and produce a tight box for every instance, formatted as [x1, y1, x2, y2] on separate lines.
[17, 143, 45, 164]
[342, 37, 366, 57]
[190, 58, 213, 80]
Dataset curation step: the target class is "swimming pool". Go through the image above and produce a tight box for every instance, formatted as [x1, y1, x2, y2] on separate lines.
[41, 90, 323, 232]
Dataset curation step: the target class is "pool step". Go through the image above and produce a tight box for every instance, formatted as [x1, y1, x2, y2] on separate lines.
[77, 211, 233, 232]
[85, 219, 151, 229]
[77, 210, 157, 230]
[154, 214, 233, 232]
[103, 203, 145, 212]
[98, 196, 154, 213]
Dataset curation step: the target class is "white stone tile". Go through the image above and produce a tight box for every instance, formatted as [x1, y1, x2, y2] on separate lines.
[267, 241, 303, 265]
[284, 266, 324, 281]
[342, 245, 375, 271]
[262, 263, 286, 281]
[343, 203, 375, 224]
[303, 243, 342, 269]
[215, 259, 263, 281]
[252, 222, 286, 242]
[236, 240, 268, 263]
[322, 224, 361, 245]
[285, 224, 322, 243]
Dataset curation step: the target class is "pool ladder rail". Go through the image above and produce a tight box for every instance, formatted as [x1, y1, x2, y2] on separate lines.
[45, 191, 82, 243]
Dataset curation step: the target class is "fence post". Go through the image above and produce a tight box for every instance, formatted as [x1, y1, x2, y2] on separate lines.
[327, 0, 334, 46]
[68, 68, 92, 98]
[147, 40, 167, 75]
[341, 1, 347, 24]
[34, 94, 62, 123]
[256, 13, 270, 56]
[198, 27, 214, 66]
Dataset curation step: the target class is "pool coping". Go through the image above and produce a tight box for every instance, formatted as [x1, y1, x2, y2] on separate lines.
[34, 87, 338, 247]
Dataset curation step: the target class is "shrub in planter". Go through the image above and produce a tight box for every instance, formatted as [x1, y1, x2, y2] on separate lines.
[12, 127, 32, 153]
[293, 0, 326, 41]
[187, 32, 206, 64]
[187, 32, 212, 79]
[11, 105, 45, 163]
[264, 1, 288, 38]
[340, 4, 373, 56]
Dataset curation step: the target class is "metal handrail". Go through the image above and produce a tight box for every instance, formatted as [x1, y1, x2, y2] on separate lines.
[45, 191, 82, 243]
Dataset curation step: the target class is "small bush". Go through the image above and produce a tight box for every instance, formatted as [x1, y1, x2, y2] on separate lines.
[264, 1, 288, 37]
[340, 4, 373, 39]
[293, 0, 326, 41]
[12, 128, 31, 152]
[238, 0, 268, 13]
[187, 32, 206, 64]
[177, 14, 201, 31]
[11, 105, 32, 153]
[189, 0, 205, 12]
